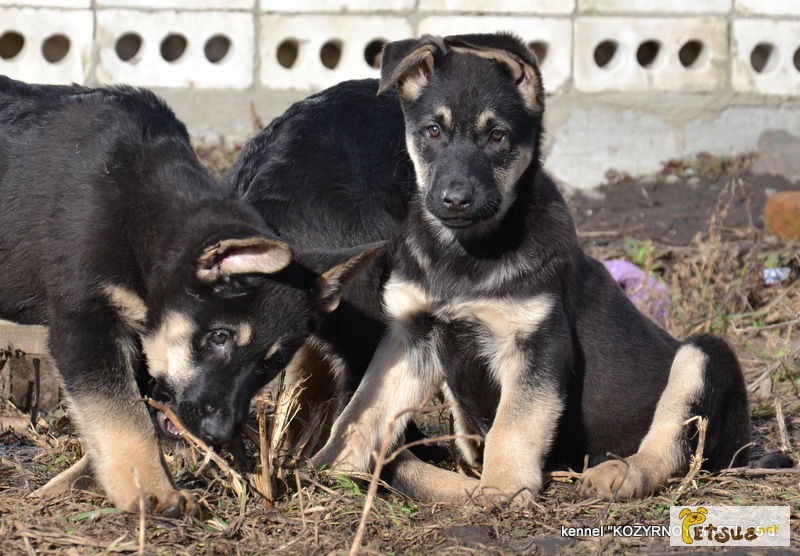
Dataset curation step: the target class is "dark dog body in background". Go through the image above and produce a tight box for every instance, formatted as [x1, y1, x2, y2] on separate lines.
[312, 34, 751, 502]
[0, 77, 376, 514]
[223, 80, 422, 446]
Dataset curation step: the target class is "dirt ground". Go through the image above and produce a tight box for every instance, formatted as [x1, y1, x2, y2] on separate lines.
[1, 151, 798, 554]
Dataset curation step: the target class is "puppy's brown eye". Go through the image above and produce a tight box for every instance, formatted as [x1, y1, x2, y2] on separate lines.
[489, 129, 507, 143]
[210, 329, 232, 346]
[426, 125, 441, 139]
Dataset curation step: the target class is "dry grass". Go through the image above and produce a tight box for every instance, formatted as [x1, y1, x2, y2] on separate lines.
[2, 173, 799, 553]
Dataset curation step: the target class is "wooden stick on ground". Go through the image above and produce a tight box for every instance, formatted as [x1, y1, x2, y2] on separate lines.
[675, 416, 708, 498]
[774, 397, 792, 454]
[132, 468, 146, 555]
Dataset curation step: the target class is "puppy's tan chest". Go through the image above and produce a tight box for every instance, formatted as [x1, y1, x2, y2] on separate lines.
[383, 277, 553, 341]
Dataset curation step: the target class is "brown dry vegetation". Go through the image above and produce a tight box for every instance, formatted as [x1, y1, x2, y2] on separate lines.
[1, 153, 798, 554]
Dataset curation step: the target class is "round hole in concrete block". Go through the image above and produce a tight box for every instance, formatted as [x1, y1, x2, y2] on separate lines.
[678, 39, 705, 69]
[793, 47, 800, 72]
[636, 40, 661, 69]
[42, 34, 70, 63]
[320, 39, 342, 70]
[364, 39, 385, 69]
[750, 42, 777, 74]
[160, 33, 187, 63]
[593, 40, 617, 69]
[204, 34, 231, 64]
[0, 31, 25, 60]
[116, 33, 142, 62]
[528, 41, 548, 65]
[277, 39, 299, 69]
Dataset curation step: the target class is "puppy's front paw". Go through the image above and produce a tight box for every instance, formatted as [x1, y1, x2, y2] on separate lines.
[146, 488, 199, 518]
[475, 485, 538, 508]
[113, 485, 199, 518]
[475, 472, 541, 508]
[579, 459, 656, 500]
[311, 424, 375, 473]
[311, 443, 367, 473]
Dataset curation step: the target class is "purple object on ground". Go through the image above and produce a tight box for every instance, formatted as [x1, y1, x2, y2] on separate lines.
[603, 259, 670, 323]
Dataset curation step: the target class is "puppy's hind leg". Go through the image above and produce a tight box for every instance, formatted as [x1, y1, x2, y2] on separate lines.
[384, 450, 480, 503]
[581, 336, 748, 500]
[33, 453, 97, 497]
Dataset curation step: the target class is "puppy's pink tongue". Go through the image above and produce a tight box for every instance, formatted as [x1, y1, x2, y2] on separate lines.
[157, 410, 184, 439]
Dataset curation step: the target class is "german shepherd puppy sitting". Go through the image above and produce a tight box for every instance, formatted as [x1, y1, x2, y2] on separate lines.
[312, 34, 751, 503]
[0, 77, 377, 515]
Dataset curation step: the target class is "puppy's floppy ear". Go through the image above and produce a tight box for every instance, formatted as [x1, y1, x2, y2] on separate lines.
[308, 242, 385, 313]
[444, 34, 543, 112]
[196, 236, 293, 283]
[378, 35, 444, 102]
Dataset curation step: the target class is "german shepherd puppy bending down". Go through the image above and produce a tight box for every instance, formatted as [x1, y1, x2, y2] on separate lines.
[312, 34, 751, 503]
[0, 77, 377, 515]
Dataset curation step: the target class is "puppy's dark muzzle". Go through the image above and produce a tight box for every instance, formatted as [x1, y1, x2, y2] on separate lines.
[441, 187, 474, 213]
[428, 184, 484, 228]
[173, 399, 240, 445]
[199, 412, 236, 445]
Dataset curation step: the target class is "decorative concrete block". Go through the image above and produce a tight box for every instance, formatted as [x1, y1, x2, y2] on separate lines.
[98, 0, 253, 8]
[0, 7, 92, 84]
[95, 9, 254, 89]
[731, 19, 800, 96]
[259, 14, 413, 90]
[417, 15, 572, 93]
[261, 0, 414, 12]
[735, 0, 800, 16]
[419, 0, 574, 14]
[579, 0, 731, 13]
[574, 17, 728, 92]
[0, 0, 89, 7]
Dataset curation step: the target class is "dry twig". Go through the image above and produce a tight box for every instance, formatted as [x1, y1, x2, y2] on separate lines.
[774, 397, 792, 454]
[675, 416, 708, 498]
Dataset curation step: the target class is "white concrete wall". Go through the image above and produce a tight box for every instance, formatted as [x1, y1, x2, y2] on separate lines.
[1, 1, 799, 188]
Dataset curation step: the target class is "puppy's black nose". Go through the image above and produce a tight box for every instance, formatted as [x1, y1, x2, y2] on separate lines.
[441, 188, 473, 212]
[200, 413, 235, 445]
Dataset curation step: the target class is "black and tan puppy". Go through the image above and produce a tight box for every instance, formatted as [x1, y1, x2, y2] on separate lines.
[223, 80, 447, 457]
[0, 77, 377, 515]
[312, 34, 751, 503]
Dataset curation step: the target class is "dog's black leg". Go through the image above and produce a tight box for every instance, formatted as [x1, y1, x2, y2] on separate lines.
[40, 305, 195, 516]
[461, 296, 568, 504]
[312, 277, 442, 472]
[311, 320, 440, 472]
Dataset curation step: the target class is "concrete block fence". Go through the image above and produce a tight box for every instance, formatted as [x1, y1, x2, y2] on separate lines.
[1, 0, 799, 188]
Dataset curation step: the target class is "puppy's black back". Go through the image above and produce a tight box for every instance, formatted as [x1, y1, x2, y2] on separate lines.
[0, 77, 228, 325]
[227, 79, 413, 247]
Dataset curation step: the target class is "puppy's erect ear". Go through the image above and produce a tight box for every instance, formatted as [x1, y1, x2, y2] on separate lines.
[310, 242, 385, 313]
[378, 35, 444, 102]
[444, 34, 543, 112]
[196, 236, 293, 283]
